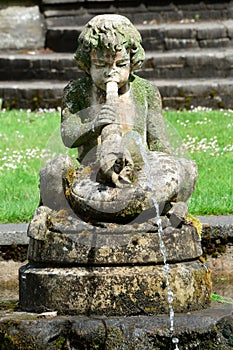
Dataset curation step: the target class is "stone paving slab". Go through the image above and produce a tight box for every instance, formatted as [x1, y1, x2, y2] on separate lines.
[198, 215, 233, 226]
[0, 223, 29, 245]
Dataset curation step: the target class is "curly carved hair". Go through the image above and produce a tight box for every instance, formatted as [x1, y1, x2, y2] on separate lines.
[74, 14, 145, 74]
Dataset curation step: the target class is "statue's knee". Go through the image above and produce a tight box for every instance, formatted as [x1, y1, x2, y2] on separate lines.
[39, 155, 75, 210]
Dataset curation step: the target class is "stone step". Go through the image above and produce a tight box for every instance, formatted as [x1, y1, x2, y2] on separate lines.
[41, 0, 233, 28]
[156, 78, 233, 109]
[0, 78, 232, 110]
[141, 48, 233, 80]
[1, 48, 233, 82]
[0, 80, 65, 110]
[45, 20, 233, 52]
[0, 53, 79, 82]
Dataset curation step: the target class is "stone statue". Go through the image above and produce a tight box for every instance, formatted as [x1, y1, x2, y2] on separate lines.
[20, 14, 211, 317]
[40, 14, 197, 224]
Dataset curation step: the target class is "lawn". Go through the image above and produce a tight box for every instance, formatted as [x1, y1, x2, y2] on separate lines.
[0, 108, 70, 223]
[0, 107, 232, 223]
[164, 107, 233, 215]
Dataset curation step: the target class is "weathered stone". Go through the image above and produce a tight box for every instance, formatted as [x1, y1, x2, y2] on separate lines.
[199, 38, 231, 48]
[157, 78, 233, 110]
[0, 53, 80, 82]
[164, 38, 199, 50]
[27, 207, 202, 265]
[1, 305, 233, 350]
[46, 27, 81, 52]
[18, 14, 212, 324]
[66, 151, 197, 223]
[141, 51, 233, 80]
[2, 78, 233, 110]
[168, 201, 188, 228]
[0, 224, 29, 246]
[197, 24, 227, 40]
[0, 5, 45, 50]
[19, 260, 211, 315]
[164, 26, 197, 39]
[40, 155, 75, 210]
[225, 19, 233, 39]
[208, 245, 233, 278]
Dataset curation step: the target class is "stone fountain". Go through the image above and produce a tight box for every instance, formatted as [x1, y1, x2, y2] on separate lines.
[11, 14, 232, 349]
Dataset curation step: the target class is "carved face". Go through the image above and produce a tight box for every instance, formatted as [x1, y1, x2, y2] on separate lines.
[90, 47, 131, 91]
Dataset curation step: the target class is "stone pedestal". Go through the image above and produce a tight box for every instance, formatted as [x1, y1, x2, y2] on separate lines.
[20, 262, 210, 316]
[19, 206, 212, 315]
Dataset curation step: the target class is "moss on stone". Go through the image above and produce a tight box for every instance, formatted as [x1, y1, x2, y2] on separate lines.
[56, 336, 68, 349]
[0, 300, 19, 312]
[186, 214, 202, 237]
[105, 327, 124, 348]
[62, 76, 93, 113]
[0, 331, 37, 350]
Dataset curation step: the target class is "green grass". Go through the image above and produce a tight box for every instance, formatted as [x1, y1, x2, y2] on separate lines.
[0, 109, 67, 223]
[164, 108, 233, 215]
[0, 108, 233, 223]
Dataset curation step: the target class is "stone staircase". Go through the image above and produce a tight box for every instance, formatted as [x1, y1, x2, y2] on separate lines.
[0, 0, 233, 109]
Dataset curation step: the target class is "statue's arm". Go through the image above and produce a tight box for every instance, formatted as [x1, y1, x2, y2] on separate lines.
[61, 80, 99, 148]
[61, 80, 119, 148]
[61, 107, 98, 148]
[146, 84, 173, 154]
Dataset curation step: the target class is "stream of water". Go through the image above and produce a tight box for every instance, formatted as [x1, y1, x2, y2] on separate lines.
[133, 131, 179, 349]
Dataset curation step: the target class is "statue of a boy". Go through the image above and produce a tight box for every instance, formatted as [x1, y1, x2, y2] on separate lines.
[61, 15, 172, 184]
[40, 14, 197, 223]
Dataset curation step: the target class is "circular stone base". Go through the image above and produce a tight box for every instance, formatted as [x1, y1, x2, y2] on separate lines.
[1, 303, 233, 349]
[19, 260, 211, 316]
[27, 217, 202, 265]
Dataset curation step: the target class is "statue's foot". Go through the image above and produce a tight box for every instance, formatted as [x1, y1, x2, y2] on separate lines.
[168, 201, 188, 228]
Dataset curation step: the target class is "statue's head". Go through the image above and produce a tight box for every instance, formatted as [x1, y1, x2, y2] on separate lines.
[75, 14, 145, 75]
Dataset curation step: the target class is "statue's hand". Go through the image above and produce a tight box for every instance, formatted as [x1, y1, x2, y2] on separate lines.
[93, 104, 118, 131]
[111, 152, 134, 188]
[98, 149, 134, 188]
